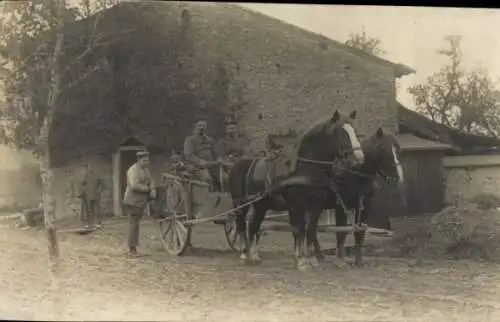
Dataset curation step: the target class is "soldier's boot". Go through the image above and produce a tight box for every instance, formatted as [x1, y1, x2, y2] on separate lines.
[128, 246, 138, 257]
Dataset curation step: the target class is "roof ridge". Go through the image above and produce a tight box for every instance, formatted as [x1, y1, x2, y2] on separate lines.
[231, 4, 415, 77]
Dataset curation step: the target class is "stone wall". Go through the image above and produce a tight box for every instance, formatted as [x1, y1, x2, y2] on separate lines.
[184, 4, 400, 152]
[0, 166, 41, 211]
[52, 152, 171, 220]
[236, 51, 397, 152]
[52, 155, 113, 220]
[444, 155, 500, 205]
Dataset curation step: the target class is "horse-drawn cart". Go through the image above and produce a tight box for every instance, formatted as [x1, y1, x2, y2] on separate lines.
[155, 162, 262, 256]
[155, 165, 392, 257]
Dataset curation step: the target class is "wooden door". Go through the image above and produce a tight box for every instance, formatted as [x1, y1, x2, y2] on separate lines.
[401, 152, 445, 216]
[416, 153, 444, 214]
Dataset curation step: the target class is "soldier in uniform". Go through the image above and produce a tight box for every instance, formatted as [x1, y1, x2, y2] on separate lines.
[122, 151, 156, 257]
[79, 162, 104, 228]
[183, 119, 219, 188]
[215, 119, 248, 162]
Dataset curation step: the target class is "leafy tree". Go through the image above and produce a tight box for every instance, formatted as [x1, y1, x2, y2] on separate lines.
[344, 26, 386, 57]
[408, 35, 500, 137]
[0, 0, 120, 266]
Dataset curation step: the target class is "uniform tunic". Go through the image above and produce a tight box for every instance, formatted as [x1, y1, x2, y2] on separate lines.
[123, 162, 155, 209]
[183, 134, 216, 164]
[81, 167, 102, 201]
[80, 167, 104, 224]
[215, 135, 248, 159]
[123, 161, 155, 250]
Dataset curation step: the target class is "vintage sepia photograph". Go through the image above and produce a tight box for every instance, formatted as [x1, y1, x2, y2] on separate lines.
[0, 1, 499, 320]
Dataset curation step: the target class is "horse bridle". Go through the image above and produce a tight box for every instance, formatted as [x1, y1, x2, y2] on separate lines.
[377, 159, 402, 183]
[323, 143, 402, 184]
[370, 143, 402, 183]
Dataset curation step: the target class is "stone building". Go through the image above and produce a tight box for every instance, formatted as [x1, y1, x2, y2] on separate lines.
[45, 2, 414, 219]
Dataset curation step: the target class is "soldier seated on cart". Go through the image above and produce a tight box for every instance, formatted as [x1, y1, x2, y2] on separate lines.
[183, 118, 224, 191]
[169, 151, 190, 175]
[215, 118, 248, 163]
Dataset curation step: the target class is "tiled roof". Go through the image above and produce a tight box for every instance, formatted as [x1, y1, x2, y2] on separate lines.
[398, 133, 457, 152]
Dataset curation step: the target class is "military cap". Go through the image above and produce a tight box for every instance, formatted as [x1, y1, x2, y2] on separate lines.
[136, 151, 150, 158]
[224, 116, 237, 126]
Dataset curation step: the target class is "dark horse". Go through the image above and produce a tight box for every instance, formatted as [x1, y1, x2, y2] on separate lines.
[228, 110, 365, 270]
[310, 127, 404, 267]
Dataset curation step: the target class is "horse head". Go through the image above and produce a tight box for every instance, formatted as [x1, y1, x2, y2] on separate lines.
[297, 110, 365, 167]
[363, 127, 404, 185]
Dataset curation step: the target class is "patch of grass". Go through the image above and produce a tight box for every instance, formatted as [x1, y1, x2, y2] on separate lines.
[0, 204, 28, 213]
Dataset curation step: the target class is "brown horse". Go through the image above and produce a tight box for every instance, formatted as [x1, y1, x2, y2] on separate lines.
[228, 110, 365, 270]
[310, 127, 404, 267]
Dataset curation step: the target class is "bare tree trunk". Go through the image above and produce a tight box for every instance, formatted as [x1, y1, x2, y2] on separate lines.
[41, 156, 59, 264]
[40, 0, 65, 267]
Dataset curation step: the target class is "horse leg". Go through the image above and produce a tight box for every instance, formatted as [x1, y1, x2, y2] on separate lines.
[235, 205, 249, 260]
[312, 234, 325, 262]
[248, 204, 267, 265]
[307, 206, 324, 267]
[293, 232, 299, 258]
[310, 203, 327, 263]
[334, 206, 349, 267]
[246, 204, 266, 265]
[289, 204, 309, 270]
[289, 210, 299, 258]
[354, 203, 369, 268]
[295, 221, 308, 270]
[354, 230, 366, 268]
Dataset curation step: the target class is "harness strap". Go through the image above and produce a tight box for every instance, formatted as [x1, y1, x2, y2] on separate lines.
[296, 157, 337, 166]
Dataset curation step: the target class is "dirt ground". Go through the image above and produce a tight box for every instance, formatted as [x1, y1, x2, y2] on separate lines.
[1, 217, 500, 321]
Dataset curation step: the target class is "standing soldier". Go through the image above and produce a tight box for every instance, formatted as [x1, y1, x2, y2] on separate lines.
[122, 151, 156, 257]
[79, 162, 104, 229]
[183, 118, 218, 186]
[215, 119, 248, 162]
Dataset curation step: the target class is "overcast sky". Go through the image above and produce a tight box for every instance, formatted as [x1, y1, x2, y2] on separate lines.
[243, 4, 500, 110]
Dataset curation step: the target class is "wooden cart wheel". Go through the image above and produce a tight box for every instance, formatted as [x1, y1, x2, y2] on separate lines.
[157, 179, 192, 256]
[224, 214, 243, 252]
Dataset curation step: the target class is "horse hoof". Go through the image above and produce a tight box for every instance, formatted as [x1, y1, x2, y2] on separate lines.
[315, 253, 325, 262]
[354, 260, 364, 268]
[240, 253, 248, 260]
[297, 258, 310, 271]
[309, 256, 320, 267]
[245, 258, 262, 266]
[334, 260, 349, 268]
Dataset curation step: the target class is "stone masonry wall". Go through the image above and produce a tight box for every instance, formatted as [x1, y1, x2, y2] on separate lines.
[53, 152, 171, 220]
[237, 57, 397, 152]
[185, 4, 400, 152]
[52, 155, 113, 220]
[445, 165, 500, 205]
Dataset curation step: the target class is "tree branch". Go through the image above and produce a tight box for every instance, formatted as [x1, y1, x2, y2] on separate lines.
[71, 27, 135, 63]
[59, 57, 107, 94]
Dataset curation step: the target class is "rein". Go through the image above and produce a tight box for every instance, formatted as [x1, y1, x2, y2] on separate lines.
[295, 146, 364, 166]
